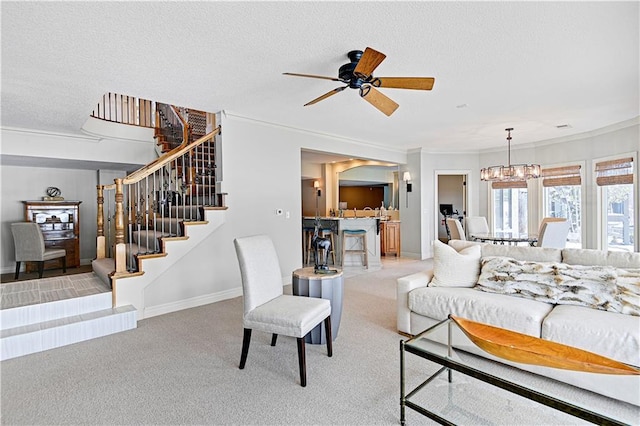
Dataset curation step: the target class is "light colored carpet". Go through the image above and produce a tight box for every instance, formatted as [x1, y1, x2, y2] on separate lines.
[1, 258, 638, 425]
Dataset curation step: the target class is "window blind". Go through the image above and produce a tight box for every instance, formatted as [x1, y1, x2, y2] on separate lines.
[491, 180, 527, 189]
[541, 165, 581, 187]
[595, 157, 634, 186]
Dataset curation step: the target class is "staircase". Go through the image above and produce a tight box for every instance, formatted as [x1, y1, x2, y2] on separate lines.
[91, 101, 227, 318]
[0, 99, 227, 360]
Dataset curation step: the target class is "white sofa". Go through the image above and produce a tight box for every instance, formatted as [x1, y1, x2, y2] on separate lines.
[397, 240, 640, 406]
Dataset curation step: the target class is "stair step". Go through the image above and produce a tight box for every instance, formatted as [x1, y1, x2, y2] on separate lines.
[92, 258, 114, 287]
[0, 294, 136, 361]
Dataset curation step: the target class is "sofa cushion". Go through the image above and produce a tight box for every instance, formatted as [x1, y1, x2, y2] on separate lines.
[408, 286, 553, 337]
[542, 304, 640, 367]
[429, 240, 481, 288]
[448, 239, 483, 251]
[482, 244, 562, 262]
[447, 240, 562, 262]
[476, 257, 622, 313]
[562, 248, 640, 268]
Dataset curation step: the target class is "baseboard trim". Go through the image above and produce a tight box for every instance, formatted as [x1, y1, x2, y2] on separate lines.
[142, 287, 243, 319]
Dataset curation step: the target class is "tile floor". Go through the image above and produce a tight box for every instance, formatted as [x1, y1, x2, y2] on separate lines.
[0, 273, 110, 310]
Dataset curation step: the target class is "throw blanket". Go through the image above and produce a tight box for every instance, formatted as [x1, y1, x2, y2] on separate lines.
[476, 257, 640, 316]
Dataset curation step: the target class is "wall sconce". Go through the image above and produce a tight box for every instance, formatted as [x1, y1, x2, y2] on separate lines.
[403, 172, 412, 192]
[403, 172, 412, 208]
[313, 180, 321, 197]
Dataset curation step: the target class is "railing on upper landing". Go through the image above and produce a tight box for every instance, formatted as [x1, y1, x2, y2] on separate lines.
[91, 93, 156, 127]
[95, 126, 226, 278]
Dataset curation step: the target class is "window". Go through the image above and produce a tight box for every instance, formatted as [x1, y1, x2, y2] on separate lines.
[492, 181, 528, 235]
[596, 157, 635, 252]
[542, 165, 582, 248]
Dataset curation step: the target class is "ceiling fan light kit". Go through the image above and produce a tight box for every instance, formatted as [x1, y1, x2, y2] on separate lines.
[480, 128, 541, 182]
[284, 47, 435, 116]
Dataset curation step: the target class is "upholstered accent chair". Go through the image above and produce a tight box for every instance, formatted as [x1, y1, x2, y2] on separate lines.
[536, 220, 571, 248]
[465, 216, 490, 240]
[233, 235, 332, 387]
[11, 222, 66, 279]
[446, 218, 466, 241]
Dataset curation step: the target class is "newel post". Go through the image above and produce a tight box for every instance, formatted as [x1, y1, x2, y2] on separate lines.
[96, 185, 106, 259]
[114, 178, 127, 273]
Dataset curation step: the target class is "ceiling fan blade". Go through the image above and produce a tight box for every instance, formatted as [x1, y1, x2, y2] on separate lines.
[374, 77, 435, 90]
[283, 72, 342, 82]
[353, 47, 386, 79]
[359, 85, 399, 116]
[304, 86, 348, 106]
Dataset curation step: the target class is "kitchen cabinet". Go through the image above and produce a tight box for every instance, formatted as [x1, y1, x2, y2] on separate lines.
[381, 221, 400, 256]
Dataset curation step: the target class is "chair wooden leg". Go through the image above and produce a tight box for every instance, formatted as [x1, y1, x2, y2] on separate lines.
[324, 316, 333, 357]
[270, 334, 278, 346]
[296, 337, 307, 387]
[14, 261, 21, 280]
[37, 261, 45, 278]
[239, 328, 252, 369]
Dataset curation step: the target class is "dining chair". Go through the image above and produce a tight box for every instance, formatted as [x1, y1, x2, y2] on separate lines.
[446, 218, 466, 241]
[11, 222, 67, 279]
[465, 216, 489, 240]
[536, 220, 571, 248]
[537, 217, 566, 235]
[233, 234, 332, 387]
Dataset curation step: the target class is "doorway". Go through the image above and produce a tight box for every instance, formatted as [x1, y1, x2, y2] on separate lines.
[435, 171, 470, 242]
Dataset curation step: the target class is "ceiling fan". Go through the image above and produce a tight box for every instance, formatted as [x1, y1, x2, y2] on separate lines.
[283, 47, 435, 116]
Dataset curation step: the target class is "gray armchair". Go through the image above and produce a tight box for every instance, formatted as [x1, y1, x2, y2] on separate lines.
[11, 222, 66, 279]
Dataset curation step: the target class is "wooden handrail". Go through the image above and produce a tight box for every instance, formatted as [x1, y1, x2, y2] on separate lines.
[171, 105, 190, 148]
[124, 127, 220, 184]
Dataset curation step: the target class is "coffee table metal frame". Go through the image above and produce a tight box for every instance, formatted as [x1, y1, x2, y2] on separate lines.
[400, 316, 626, 426]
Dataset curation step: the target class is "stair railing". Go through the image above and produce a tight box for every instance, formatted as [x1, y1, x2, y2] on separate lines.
[96, 127, 223, 275]
[155, 103, 190, 152]
[91, 92, 155, 127]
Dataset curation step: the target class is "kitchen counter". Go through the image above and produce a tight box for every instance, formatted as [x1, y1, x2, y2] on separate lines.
[303, 217, 382, 270]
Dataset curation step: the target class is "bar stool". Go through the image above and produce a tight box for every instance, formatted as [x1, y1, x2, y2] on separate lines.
[303, 227, 315, 264]
[341, 229, 368, 268]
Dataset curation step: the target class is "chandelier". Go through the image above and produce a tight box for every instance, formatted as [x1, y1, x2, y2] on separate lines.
[480, 128, 541, 182]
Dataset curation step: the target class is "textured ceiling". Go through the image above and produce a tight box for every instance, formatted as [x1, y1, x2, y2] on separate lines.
[1, 1, 638, 154]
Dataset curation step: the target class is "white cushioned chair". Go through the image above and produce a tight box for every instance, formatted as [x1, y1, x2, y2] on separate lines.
[446, 218, 466, 241]
[11, 222, 66, 279]
[234, 234, 332, 387]
[465, 216, 489, 240]
[536, 220, 571, 248]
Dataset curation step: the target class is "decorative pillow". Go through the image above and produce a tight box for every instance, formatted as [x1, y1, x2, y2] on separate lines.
[429, 239, 481, 288]
[476, 257, 623, 313]
[615, 268, 640, 316]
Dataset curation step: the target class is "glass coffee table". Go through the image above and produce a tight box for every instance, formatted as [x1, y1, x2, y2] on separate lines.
[400, 316, 639, 425]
